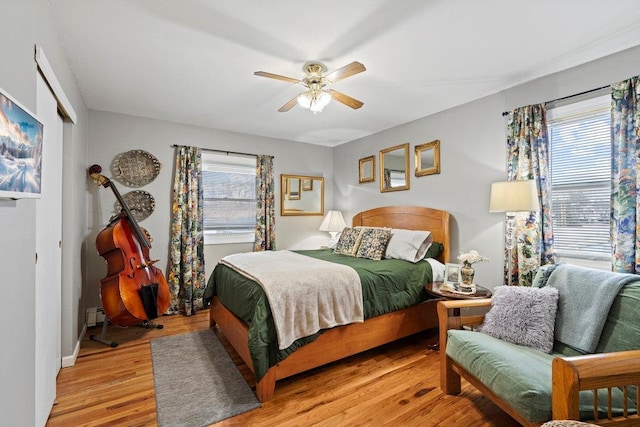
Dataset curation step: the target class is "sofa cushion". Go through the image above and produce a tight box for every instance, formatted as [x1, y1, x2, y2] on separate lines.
[447, 329, 555, 422]
[480, 286, 559, 353]
[447, 330, 636, 423]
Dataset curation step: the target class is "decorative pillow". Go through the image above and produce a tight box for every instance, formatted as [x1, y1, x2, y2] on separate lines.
[480, 286, 559, 353]
[333, 227, 364, 256]
[532, 263, 561, 288]
[384, 229, 433, 263]
[356, 228, 392, 260]
[424, 241, 443, 259]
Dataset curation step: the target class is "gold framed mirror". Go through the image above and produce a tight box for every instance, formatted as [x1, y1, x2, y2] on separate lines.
[380, 143, 410, 192]
[281, 174, 324, 216]
[359, 155, 375, 183]
[415, 139, 441, 177]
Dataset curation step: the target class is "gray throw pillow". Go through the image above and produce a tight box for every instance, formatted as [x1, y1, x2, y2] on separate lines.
[480, 286, 559, 353]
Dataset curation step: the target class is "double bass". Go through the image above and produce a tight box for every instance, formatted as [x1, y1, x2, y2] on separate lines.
[89, 164, 170, 327]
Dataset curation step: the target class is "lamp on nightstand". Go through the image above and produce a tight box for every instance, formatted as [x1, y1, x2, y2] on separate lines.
[489, 180, 540, 286]
[319, 210, 346, 244]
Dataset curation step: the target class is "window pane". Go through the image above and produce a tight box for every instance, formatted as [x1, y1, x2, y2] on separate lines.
[549, 100, 610, 261]
[200, 153, 256, 240]
[203, 199, 256, 231]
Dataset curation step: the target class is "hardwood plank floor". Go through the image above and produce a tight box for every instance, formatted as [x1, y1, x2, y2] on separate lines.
[47, 310, 519, 426]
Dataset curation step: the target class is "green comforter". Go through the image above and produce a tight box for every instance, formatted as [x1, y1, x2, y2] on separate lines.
[203, 249, 435, 381]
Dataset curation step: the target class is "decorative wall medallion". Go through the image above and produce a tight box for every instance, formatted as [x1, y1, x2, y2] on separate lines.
[116, 149, 161, 187]
[114, 190, 155, 221]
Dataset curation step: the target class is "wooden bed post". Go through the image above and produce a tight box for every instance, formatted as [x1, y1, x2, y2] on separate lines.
[255, 369, 277, 402]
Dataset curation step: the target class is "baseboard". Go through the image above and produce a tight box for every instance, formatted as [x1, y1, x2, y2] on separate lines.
[61, 323, 86, 368]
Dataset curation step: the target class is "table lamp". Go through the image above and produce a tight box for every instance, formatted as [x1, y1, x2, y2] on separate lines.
[319, 210, 346, 243]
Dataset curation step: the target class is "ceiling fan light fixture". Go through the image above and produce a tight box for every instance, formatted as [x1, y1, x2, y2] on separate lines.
[256, 61, 364, 113]
[297, 89, 331, 113]
[317, 91, 331, 107]
[296, 92, 312, 109]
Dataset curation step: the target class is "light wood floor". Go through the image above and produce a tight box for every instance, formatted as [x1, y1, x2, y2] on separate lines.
[46, 310, 519, 426]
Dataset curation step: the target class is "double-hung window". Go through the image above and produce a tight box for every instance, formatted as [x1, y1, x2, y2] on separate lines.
[547, 94, 611, 269]
[201, 152, 256, 245]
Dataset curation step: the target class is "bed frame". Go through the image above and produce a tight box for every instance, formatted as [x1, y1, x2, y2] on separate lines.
[209, 205, 450, 402]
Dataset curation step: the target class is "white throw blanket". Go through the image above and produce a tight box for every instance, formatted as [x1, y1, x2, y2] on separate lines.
[220, 251, 364, 350]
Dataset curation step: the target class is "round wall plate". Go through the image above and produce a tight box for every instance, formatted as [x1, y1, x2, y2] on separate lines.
[114, 190, 155, 222]
[116, 149, 161, 187]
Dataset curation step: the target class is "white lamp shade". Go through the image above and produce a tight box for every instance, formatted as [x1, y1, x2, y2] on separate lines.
[489, 180, 540, 213]
[319, 210, 346, 233]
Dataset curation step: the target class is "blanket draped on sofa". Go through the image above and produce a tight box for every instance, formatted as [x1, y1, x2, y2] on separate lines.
[545, 264, 637, 353]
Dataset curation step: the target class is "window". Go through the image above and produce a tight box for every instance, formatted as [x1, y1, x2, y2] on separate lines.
[547, 94, 610, 268]
[201, 152, 256, 245]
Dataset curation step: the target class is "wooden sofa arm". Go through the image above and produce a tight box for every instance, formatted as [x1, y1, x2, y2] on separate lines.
[437, 299, 492, 395]
[552, 349, 640, 423]
[437, 299, 491, 340]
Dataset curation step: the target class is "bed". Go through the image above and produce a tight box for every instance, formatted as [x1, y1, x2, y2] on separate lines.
[205, 205, 450, 402]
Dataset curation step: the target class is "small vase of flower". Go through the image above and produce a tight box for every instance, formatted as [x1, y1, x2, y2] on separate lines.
[457, 250, 489, 287]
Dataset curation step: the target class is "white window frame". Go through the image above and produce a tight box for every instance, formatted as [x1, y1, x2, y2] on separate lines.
[201, 152, 256, 245]
[547, 93, 611, 270]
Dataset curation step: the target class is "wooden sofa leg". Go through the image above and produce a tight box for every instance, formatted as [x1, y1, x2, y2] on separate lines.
[441, 354, 461, 395]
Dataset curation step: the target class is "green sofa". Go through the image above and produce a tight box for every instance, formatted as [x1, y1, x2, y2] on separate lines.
[438, 265, 640, 426]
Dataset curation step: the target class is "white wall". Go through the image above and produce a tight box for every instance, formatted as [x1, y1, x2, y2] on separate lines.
[0, 0, 88, 425]
[334, 45, 640, 291]
[86, 111, 334, 309]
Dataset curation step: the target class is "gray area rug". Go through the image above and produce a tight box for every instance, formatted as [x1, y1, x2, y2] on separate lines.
[150, 329, 260, 426]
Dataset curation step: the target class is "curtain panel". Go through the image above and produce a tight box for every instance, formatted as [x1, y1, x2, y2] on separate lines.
[611, 76, 640, 273]
[506, 104, 556, 286]
[167, 146, 205, 315]
[254, 155, 276, 251]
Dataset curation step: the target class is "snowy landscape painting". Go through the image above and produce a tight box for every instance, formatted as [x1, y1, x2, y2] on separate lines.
[0, 87, 43, 198]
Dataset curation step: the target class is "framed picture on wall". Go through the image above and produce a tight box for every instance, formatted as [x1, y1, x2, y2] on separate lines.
[0, 86, 44, 199]
[359, 155, 375, 183]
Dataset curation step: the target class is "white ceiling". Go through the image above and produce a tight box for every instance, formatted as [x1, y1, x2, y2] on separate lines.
[48, 0, 640, 147]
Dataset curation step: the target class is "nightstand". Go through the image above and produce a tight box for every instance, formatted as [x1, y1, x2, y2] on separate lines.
[424, 282, 492, 300]
[424, 282, 492, 350]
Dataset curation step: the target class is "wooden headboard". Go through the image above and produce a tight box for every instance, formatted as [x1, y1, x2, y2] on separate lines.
[352, 206, 450, 263]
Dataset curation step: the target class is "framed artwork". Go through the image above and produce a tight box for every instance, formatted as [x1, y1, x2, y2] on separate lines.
[0, 87, 44, 199]
[444, 263, 462, 285]
[359, 155, 375, 183]
[301, 177, 313, 191]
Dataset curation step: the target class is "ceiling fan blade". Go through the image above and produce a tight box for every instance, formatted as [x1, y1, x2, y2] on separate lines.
[324, 61, 366, 84]
[329, 89, 363, 109]
[254, 71, 301, 84]
[278, 95, 300, 112]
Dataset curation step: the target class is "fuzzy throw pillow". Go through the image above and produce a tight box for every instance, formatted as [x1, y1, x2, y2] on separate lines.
[480, 286, 559, 353]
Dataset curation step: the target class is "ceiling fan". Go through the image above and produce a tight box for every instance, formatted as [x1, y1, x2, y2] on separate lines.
[254, 61, 366, 113]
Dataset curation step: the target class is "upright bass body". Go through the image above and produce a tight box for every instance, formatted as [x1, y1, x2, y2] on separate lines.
[89, 164, 170, 327]
[95, 215, 170, 326]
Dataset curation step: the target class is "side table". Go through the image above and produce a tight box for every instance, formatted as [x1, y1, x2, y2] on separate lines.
[424, 282, 492, 300]
[424, 282, 492, 350]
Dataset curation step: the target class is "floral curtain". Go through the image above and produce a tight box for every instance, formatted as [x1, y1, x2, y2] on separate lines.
[167, 146, 205, 315]
[611, 76, 640, 273]
[254, 155, 276, 251]
[506, 104, 556, 286]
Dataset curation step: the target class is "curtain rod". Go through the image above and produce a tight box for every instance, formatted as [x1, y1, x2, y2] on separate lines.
[171, 144, 271, 159]
[501, 84, 610, 116]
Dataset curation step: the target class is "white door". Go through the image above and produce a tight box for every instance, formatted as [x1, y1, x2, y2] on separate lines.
[35, 73, 63, 426]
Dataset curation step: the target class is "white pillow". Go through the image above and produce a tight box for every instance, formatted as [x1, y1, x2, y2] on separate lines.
[384, 229, 433, 263]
